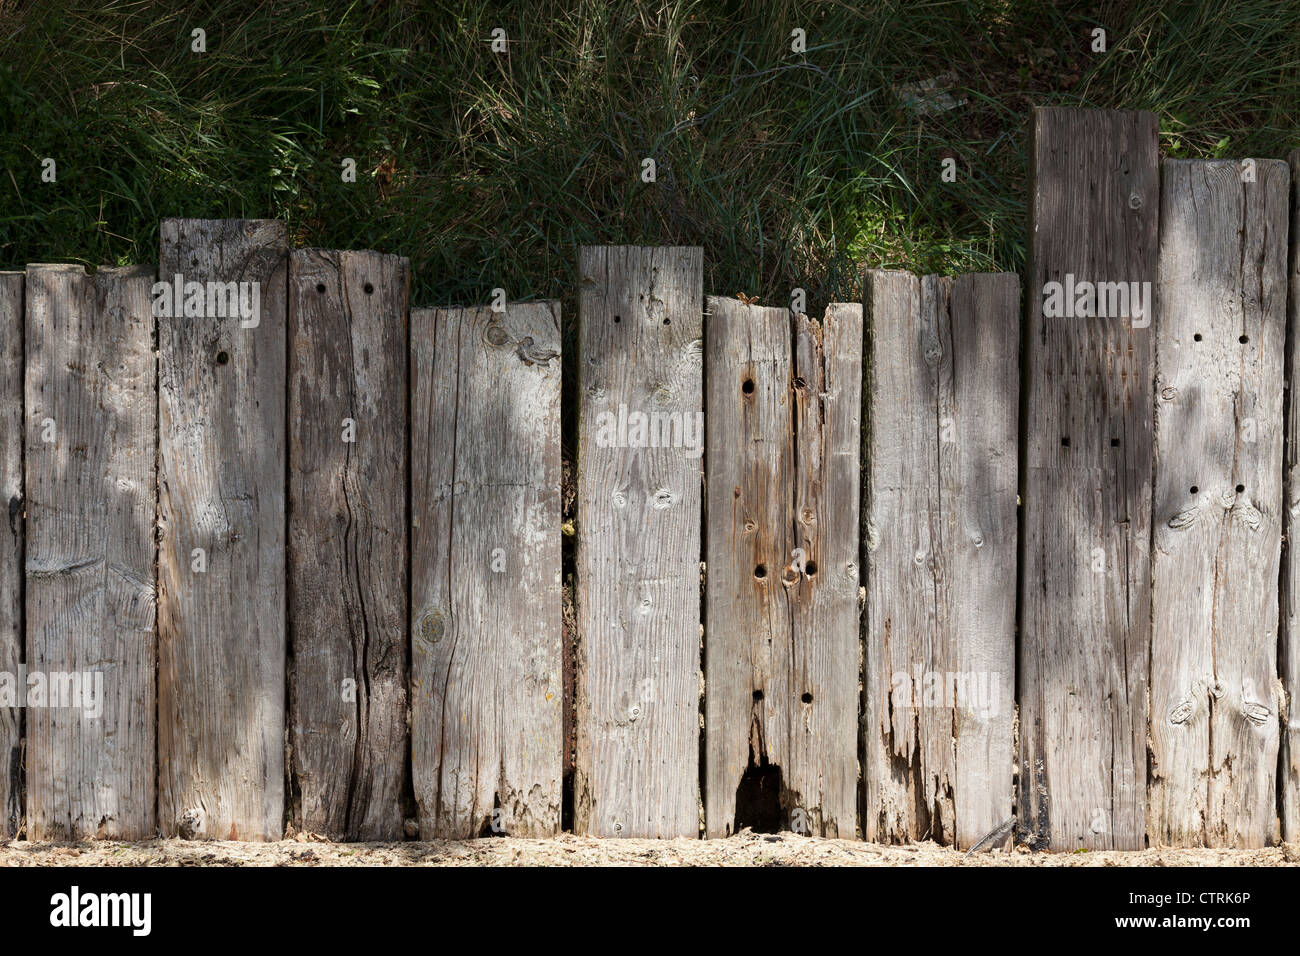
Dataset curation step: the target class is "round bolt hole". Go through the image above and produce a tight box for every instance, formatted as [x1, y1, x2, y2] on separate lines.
[804, 560, 818, 576]
[1239, 335, 1249, 344]
[215, 351, 230, 366]
[1110, 438, 1120, 447]
[663, 317, 670, 325]
[752, 689, 764, 702]
[800, 692, 813, 704]
[316, 283, 326, 294]
[1193, 333, 1202, 342]
[754, 564, 767, 579]
[613, 314, 621, 324]
[1061, 436, 1070, 447]
[742, 378, 755, 395]
[363, 282, 374, 295]
[1190, 485, 1199, 494]
[1236, 484, 1245, 493]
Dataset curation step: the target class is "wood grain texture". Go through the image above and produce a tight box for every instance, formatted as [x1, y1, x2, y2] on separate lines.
[704, 299, 860, 839]
[863, 272, 1018, 849]
[24, 264, 156, 839]
[0, 272, 21, 836]
[1020, 108, 1159, 850]
[575, 246, 702, 838]
[1281, 148, 1300, 842]
[411, 302, 563, 838]
[158, 219, 287, 841]
[288, 250, 409, 840]
[1150, 160, 1288, 848]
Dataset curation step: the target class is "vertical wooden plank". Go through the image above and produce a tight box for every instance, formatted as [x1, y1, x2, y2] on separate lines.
[288, 250, 409, 840]
[946, 275, 1019, 848]
[410, 302, 563, 838]
[704, 299, 860, 839]
[863, 272, 1018, 848]
[1150, 160, 1288, 848]
[1286, 148, 1300, 842]
[863, 270, 930, 843]
[575, 246, 702, 838]
[0, 272, 22, 837]
[158, 219, 287, 841]
[24, 264, 156, 839]
[1020, 107, 1158, 850]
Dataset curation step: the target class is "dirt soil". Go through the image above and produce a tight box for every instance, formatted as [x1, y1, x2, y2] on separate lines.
[3, 831, 1298, 866]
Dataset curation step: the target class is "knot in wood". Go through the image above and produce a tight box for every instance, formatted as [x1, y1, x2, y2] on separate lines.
[921, 334, 943, 367]
[516, 335, 559, 366]
[417, 608, 446, 646]
[1167, 507, 1199, 532]
[483, 323, 509, 348]
[1232, 501, 1263, 532]
[1242, 701, 1271, 725]
[1168, 698, 1195, 725]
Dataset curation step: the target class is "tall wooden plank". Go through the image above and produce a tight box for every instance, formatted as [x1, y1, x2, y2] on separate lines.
[410, 302, 563, 838]
[1279, 148, 1300, 842]
[0, 272, 22, 837]
[946, 275, 1020, 848]
[863, 272, 1018, 848]
[158, 219, 287, 841]
[288, 250, 409, 840]
[575, 246, 702, 838]
[1020, 108, 1159, 850]
[24, 264, 156, 839]
[1150, 160, 1288, 848]
[704, 299, 860, 839]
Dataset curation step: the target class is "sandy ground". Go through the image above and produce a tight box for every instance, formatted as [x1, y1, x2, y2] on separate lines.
[3, 831, 1298, 866]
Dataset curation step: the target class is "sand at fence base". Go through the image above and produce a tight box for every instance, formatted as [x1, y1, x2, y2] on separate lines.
[2, 831, 1298, 866]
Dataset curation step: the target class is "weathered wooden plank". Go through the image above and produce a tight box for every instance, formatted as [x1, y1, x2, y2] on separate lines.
[1150, 159, 1288, 848]
[24, 264, 156, 839]
[0, 272, 22, 837]
[288, 249, 409, 840]
[411, 302, 563, 838]
[158, 219, 287, 841]
[575, 246, 702, 838]
[1279, 147, 1300, 843]
[1020, 107, 1159, 850]
[863, 272, 1018, 849]
[704, 299, 860, 839]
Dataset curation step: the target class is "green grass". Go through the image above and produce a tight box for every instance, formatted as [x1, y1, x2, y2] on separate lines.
[1, 0, 1298, 316]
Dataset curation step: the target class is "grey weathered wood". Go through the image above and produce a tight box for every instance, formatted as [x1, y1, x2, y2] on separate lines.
[1280, 148, 1300, 843]
[158, 219, 287, 841]
[1020, 108, 1159, 850]
[704, 299, 860, 839]
[1150, 159, 1288, 848]
[24, 264, 156, 839]
[863, 272, 1018, 849]
[0, 272, 21, 836]
[288, 249, 409, 840]
[575, 246, 703, 838]
[410, 302, 563, 838]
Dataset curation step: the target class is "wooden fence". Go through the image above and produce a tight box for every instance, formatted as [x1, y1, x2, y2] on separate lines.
[1, 107, 1299, 849]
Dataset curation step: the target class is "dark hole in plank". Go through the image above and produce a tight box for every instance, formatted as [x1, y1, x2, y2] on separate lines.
[733, 754, 784, 835]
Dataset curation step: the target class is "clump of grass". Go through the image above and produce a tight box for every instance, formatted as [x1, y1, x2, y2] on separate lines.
[1, 0, 1297, 316]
